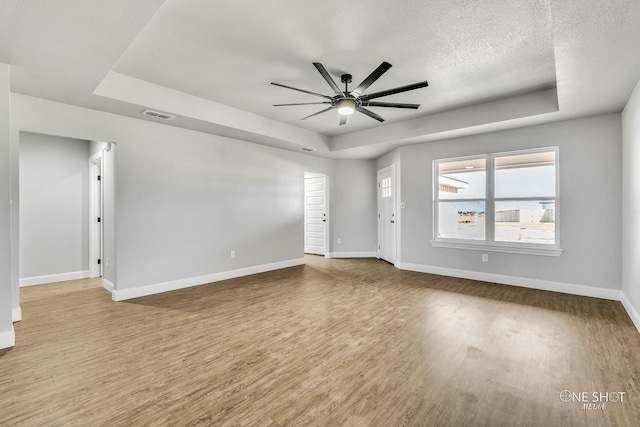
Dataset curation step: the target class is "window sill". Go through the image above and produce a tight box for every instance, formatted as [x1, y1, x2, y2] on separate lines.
[430, 240, 563, 257]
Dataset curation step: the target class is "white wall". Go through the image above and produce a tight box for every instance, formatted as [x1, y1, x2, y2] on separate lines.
[622, 78, 640, 325]
[89, 140, 105, 157]
[19, 132, 90, 283]
[330, 160, 378, 256]
[395, 114, 622, 293]
[9, 89, 19, 323]
[10, 94, 377, 301]
[0, 62, 14, 348]
[102, 143, 116, 287]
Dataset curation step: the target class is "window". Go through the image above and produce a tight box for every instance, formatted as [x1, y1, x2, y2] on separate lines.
[432, 147, 561, 256]
[381, 176, 392, 198]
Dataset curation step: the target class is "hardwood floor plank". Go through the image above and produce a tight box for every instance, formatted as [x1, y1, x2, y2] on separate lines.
[1, 256, 639, 426]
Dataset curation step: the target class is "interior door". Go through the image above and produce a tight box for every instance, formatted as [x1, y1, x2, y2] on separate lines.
[378, 167, 396, 264]
[304, 176, 327, 255]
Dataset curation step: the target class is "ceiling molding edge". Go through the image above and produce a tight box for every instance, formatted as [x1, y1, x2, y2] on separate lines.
[329, 88, 559, 152]
[94, 71, 330, 153]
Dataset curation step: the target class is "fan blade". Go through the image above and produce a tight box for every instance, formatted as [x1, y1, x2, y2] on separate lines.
[360, 80, 429, 101]
[361, 101, 420, 109]
[313, 62, 343, 96]
[301, 106, 335, 120]
[339, 115, 347, 126]
[356, 107, 385, 122]
[351, 61, 392, 98]
[273, 102, 332, 106]
[271, 82, 333, 100]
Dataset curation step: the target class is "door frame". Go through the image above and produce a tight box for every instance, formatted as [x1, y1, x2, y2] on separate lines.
[89, 152, 103, 278]
[377, 165, 397, 264]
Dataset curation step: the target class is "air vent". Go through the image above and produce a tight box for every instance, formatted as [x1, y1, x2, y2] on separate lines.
[142, 110, 176, 120]
[300, 147, 315, 152]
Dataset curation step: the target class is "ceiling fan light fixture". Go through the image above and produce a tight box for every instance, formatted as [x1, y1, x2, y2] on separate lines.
[337, 98, 356, 115]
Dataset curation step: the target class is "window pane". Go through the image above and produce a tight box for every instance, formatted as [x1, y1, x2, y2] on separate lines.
[438, 201, 485, 240]
[438, 159, 486, 200]
[495, 151, 556, 198]
[495, 200, 555, 244]
[381, 176, 392, 198]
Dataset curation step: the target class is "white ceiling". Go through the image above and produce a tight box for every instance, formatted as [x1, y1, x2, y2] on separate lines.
[1, 0, 639, 159]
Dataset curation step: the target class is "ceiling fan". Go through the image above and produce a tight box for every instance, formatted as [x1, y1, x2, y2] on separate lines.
[271, 62, 429, 126]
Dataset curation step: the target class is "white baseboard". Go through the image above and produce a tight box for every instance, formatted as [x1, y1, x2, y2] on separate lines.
[397, 262, 623, 301]
[111, 258, 305, 301]
[102, 279, 115, 293]
[0, 327, 15, 349]
[20, 270, 90, 287]
[12, 306, 22, 322]
[621, 292, 640, 334]
[325, 251, 377, 259]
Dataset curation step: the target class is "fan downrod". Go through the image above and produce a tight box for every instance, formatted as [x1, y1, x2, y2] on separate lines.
[341, 74, 352, 93]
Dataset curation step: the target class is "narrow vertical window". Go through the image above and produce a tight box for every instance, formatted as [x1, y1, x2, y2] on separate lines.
[436, 158, 486, 240]
[381, 176, 392, 198]
[494, 151, 556, 245]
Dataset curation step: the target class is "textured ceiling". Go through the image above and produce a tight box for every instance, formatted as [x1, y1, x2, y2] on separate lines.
[2, 0, 640, 159]
[112, 0, 556, 136]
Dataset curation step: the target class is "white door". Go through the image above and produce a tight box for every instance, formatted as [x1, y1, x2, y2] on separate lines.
[378, 167, 396, 264]
[304, 176, 327, 255]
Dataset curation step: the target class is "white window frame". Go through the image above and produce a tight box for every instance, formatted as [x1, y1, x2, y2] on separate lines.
[431, 147, 563, 257]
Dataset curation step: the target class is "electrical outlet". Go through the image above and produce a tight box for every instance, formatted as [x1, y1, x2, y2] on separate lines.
[482, 253, 489, 262]
[231, 250, 236, 258]
[106, 258, 110, 268]
[338, 238, 342, 244]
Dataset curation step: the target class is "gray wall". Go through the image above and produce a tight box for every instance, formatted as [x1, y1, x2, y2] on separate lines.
[114, 128, 327, 289]
[10, 94, 377, 296]
[394, 114, 622, 290]
[331, 160, 378, 254]
[0, 62, 12, 344]
[376, 149, 401, 172]
[622, 79, 640, 313]
[19, 133, 90, 279]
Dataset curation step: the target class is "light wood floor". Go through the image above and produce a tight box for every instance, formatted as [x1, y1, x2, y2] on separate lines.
[2, 256, 639, 426]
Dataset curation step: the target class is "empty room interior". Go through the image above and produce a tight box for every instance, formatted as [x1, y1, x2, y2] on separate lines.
[2, 1, 640, 425]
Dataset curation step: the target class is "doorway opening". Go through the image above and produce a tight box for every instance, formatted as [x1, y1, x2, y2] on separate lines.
[19, 133, 96, 287]
[16, 134, 116, 322]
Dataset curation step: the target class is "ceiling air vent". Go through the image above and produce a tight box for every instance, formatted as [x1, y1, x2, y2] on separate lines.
[142, 110, 176, 120]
